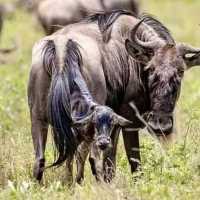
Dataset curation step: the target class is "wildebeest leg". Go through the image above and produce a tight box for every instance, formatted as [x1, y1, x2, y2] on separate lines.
[122, 130, 140, 172]
[28, 64, 50, 182]
[31, 117, 48, 181]
[75, 141, 91, 184]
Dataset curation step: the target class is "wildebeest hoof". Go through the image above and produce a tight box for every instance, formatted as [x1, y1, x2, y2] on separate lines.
[33, 159, 45, 182]
[76, 176, 84, 185]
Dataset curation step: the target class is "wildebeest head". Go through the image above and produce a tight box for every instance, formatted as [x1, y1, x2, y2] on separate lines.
[125, 18, 200, 137]
[73, 105, 132, 150]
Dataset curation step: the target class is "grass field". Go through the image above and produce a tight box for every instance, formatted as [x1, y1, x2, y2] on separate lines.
[0, 0, 200, 199]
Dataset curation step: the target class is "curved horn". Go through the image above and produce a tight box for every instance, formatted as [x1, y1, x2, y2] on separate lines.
[130, 18, 145, 40]
[131, 19, 162, 49]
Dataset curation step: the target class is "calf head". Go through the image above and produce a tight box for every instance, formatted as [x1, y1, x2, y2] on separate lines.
[73, 105, 132, 150]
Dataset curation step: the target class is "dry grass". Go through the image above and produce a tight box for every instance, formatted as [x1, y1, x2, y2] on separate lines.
[1, 0, 200, 199]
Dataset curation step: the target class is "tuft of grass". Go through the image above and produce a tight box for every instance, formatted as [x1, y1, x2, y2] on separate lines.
[1, 0, 200, 199]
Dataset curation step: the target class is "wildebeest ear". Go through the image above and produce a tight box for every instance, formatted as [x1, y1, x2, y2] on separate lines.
[183, 52, 200, 69]
[125, 39, 150, 64]
[177, 43, 200, 69]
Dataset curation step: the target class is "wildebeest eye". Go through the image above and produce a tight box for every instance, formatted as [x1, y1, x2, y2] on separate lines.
[147, 66, 155, 74]
[177, 69, 184, 77]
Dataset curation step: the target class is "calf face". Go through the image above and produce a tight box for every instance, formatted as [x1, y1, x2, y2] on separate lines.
[73, 105, 132, 150]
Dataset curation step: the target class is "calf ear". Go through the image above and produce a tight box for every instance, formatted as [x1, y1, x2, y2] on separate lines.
[125, 39, 150, 64]
[114, 114, 133, 127]
[72, 112, 94, 128]
[183, 52, 200, 69]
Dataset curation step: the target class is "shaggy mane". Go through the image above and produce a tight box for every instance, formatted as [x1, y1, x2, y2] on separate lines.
[86, 10, 134, 33]
[86, 9, 135, 42]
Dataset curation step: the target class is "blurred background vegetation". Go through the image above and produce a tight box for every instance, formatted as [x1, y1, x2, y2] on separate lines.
[0, 0, 200, 199]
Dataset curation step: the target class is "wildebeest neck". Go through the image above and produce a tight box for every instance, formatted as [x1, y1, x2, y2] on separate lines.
[101, 41, 130, 110]
[101, 41, 149, 112]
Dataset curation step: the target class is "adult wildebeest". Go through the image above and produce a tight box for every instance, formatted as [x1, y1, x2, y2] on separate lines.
[28, 37, 131, 182]
[16, 0, 41, 11]
[29, 10, 200, 183]
[0, 4, 17, 58]
[37, 0, 140, 35]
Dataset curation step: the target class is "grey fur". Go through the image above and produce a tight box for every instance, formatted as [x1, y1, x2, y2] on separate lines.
[28, 10, 200, 183]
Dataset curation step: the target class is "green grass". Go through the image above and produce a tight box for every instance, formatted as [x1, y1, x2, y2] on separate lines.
[1, 0, 200, 199]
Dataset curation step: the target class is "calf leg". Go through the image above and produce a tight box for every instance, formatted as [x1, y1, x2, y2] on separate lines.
[122, 130, 140, 172]
[65, 154, 74, 186]
[89, 127, 120, 182]
[75, 141, 91, 184]
[103, 127, 120, 182]
[89, 143, 103, 182]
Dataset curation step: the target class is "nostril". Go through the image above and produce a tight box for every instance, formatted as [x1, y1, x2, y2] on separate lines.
[164, 120, 173, 130]
[97, 138, 110, 150]
[159, 118, 164, 126]
[106, 138, 111, 144]
[98, 143, 108, 150]
[149, 112, 153, 118]
[159, 118, 173, 132]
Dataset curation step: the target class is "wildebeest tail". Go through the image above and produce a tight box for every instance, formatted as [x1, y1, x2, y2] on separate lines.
[44, 39, 82, 167]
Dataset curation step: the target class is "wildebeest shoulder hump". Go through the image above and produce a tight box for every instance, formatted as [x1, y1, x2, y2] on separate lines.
[85, 9, 136, 35]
